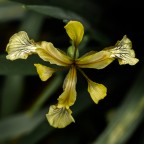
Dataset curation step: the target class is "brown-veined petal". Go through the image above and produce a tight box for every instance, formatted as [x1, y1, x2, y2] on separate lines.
[105, 35, 139, 65]
[34, 64, 55, 81]
[87, 79, 107, 104]
[36, 41, 73, 66]
[6, 31, 38, 60]
[46, 105, 75, 128]
[64, 21, 84, 47]
[57, 66, 77, 108]
[76, 50, 114, 69]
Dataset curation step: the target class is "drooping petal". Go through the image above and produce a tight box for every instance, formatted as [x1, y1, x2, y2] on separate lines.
[76, 50, 114, 69]
[57, 66, 77, 108]
[105, 35, 139, 65]
[36, 41, 72, 66]
[87, 79, 107, 104]
[46, 105, 75, 128]
[64, 21, 84, 47]
[34, 64, 55, 81]
[6, 31, 38, 60]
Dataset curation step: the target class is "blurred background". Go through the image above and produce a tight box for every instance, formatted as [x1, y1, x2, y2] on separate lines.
[0, 0, 144, 144]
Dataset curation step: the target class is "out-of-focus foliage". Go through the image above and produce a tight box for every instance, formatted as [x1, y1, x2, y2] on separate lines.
[0, 0, 143, 144]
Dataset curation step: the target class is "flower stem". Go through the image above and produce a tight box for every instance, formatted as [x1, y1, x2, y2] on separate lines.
[73, 45, 77, 59]
[78, 68, 89, 81]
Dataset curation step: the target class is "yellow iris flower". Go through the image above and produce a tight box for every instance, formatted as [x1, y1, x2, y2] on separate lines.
[6, 21, 139, 128]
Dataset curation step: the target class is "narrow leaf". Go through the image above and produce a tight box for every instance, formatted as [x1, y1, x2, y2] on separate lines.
[92, 67, 144, 144]
[0, 110, 46, 142]
[1, 76, 24, 117]
[25, 5, 90, 30]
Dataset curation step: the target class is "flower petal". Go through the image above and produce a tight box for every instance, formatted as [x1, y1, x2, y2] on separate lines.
[105, 35, 139, 65]
[36, 41, 72, 66]
[6, 31, 38, 60]
[57, 66, 77, 108]
[87, 79, 107, 104]
[76, 51, 114, 69]
[64, 21, 84, 47]
[34, 64, 55, 81]
[46, 105, 75, 128]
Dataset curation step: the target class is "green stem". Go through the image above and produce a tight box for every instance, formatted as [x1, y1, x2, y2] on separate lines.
[78, 68, 89, 81]
[27, 74, 63, 115]
[73, 45, 77, 59]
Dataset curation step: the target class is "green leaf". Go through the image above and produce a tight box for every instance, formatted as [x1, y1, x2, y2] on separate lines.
[19, 10, 44, 40]
[0, 110, 46, 142]
[0, 74, 63, 142]
[25, 5, 90, 29]
[0, 1, 25, 22]
[19, 121, 54, 144]
[1, 76, 24, 117]
[29, 74, 63, 115]
[92, 67, 144, 144]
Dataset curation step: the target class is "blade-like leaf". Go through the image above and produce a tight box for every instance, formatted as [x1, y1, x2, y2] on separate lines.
[29, 73, 63, 115]
[19, 121, 54, 144]
[0, 1, 25, 22]
[1, 76, 24, 117]
[0, 110, 46, 142]
[25, 5, 90, 30]
[92, 67, 144, 144]
[19, 10, 44, 40]
[0, 73, 63, 142]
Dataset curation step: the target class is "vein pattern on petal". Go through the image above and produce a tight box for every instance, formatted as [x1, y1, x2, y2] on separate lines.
[36, 41, 73, 66]
[6, 31, 38, 60]
[76, 51, 114, 69]
[46, 105, 75, 128]
[57, 66, 77, 108]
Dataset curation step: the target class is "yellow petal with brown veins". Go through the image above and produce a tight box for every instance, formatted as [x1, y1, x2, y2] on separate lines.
[57, 66, 77, 108]
[6, 31, 38, 60]
[46, 105, 75, 128]
[105, 35, 139, 65]
[36, 41, 72, 66]
[76, 51, 114, 69]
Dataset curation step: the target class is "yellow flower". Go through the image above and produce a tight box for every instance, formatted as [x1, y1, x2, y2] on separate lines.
[6, 21, 139, 128]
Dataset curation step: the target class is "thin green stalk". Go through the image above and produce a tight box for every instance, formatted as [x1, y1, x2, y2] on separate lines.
[73, 44, 77, 60]
[27, 74, 63, 115]
[78, 68, 89, 80]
